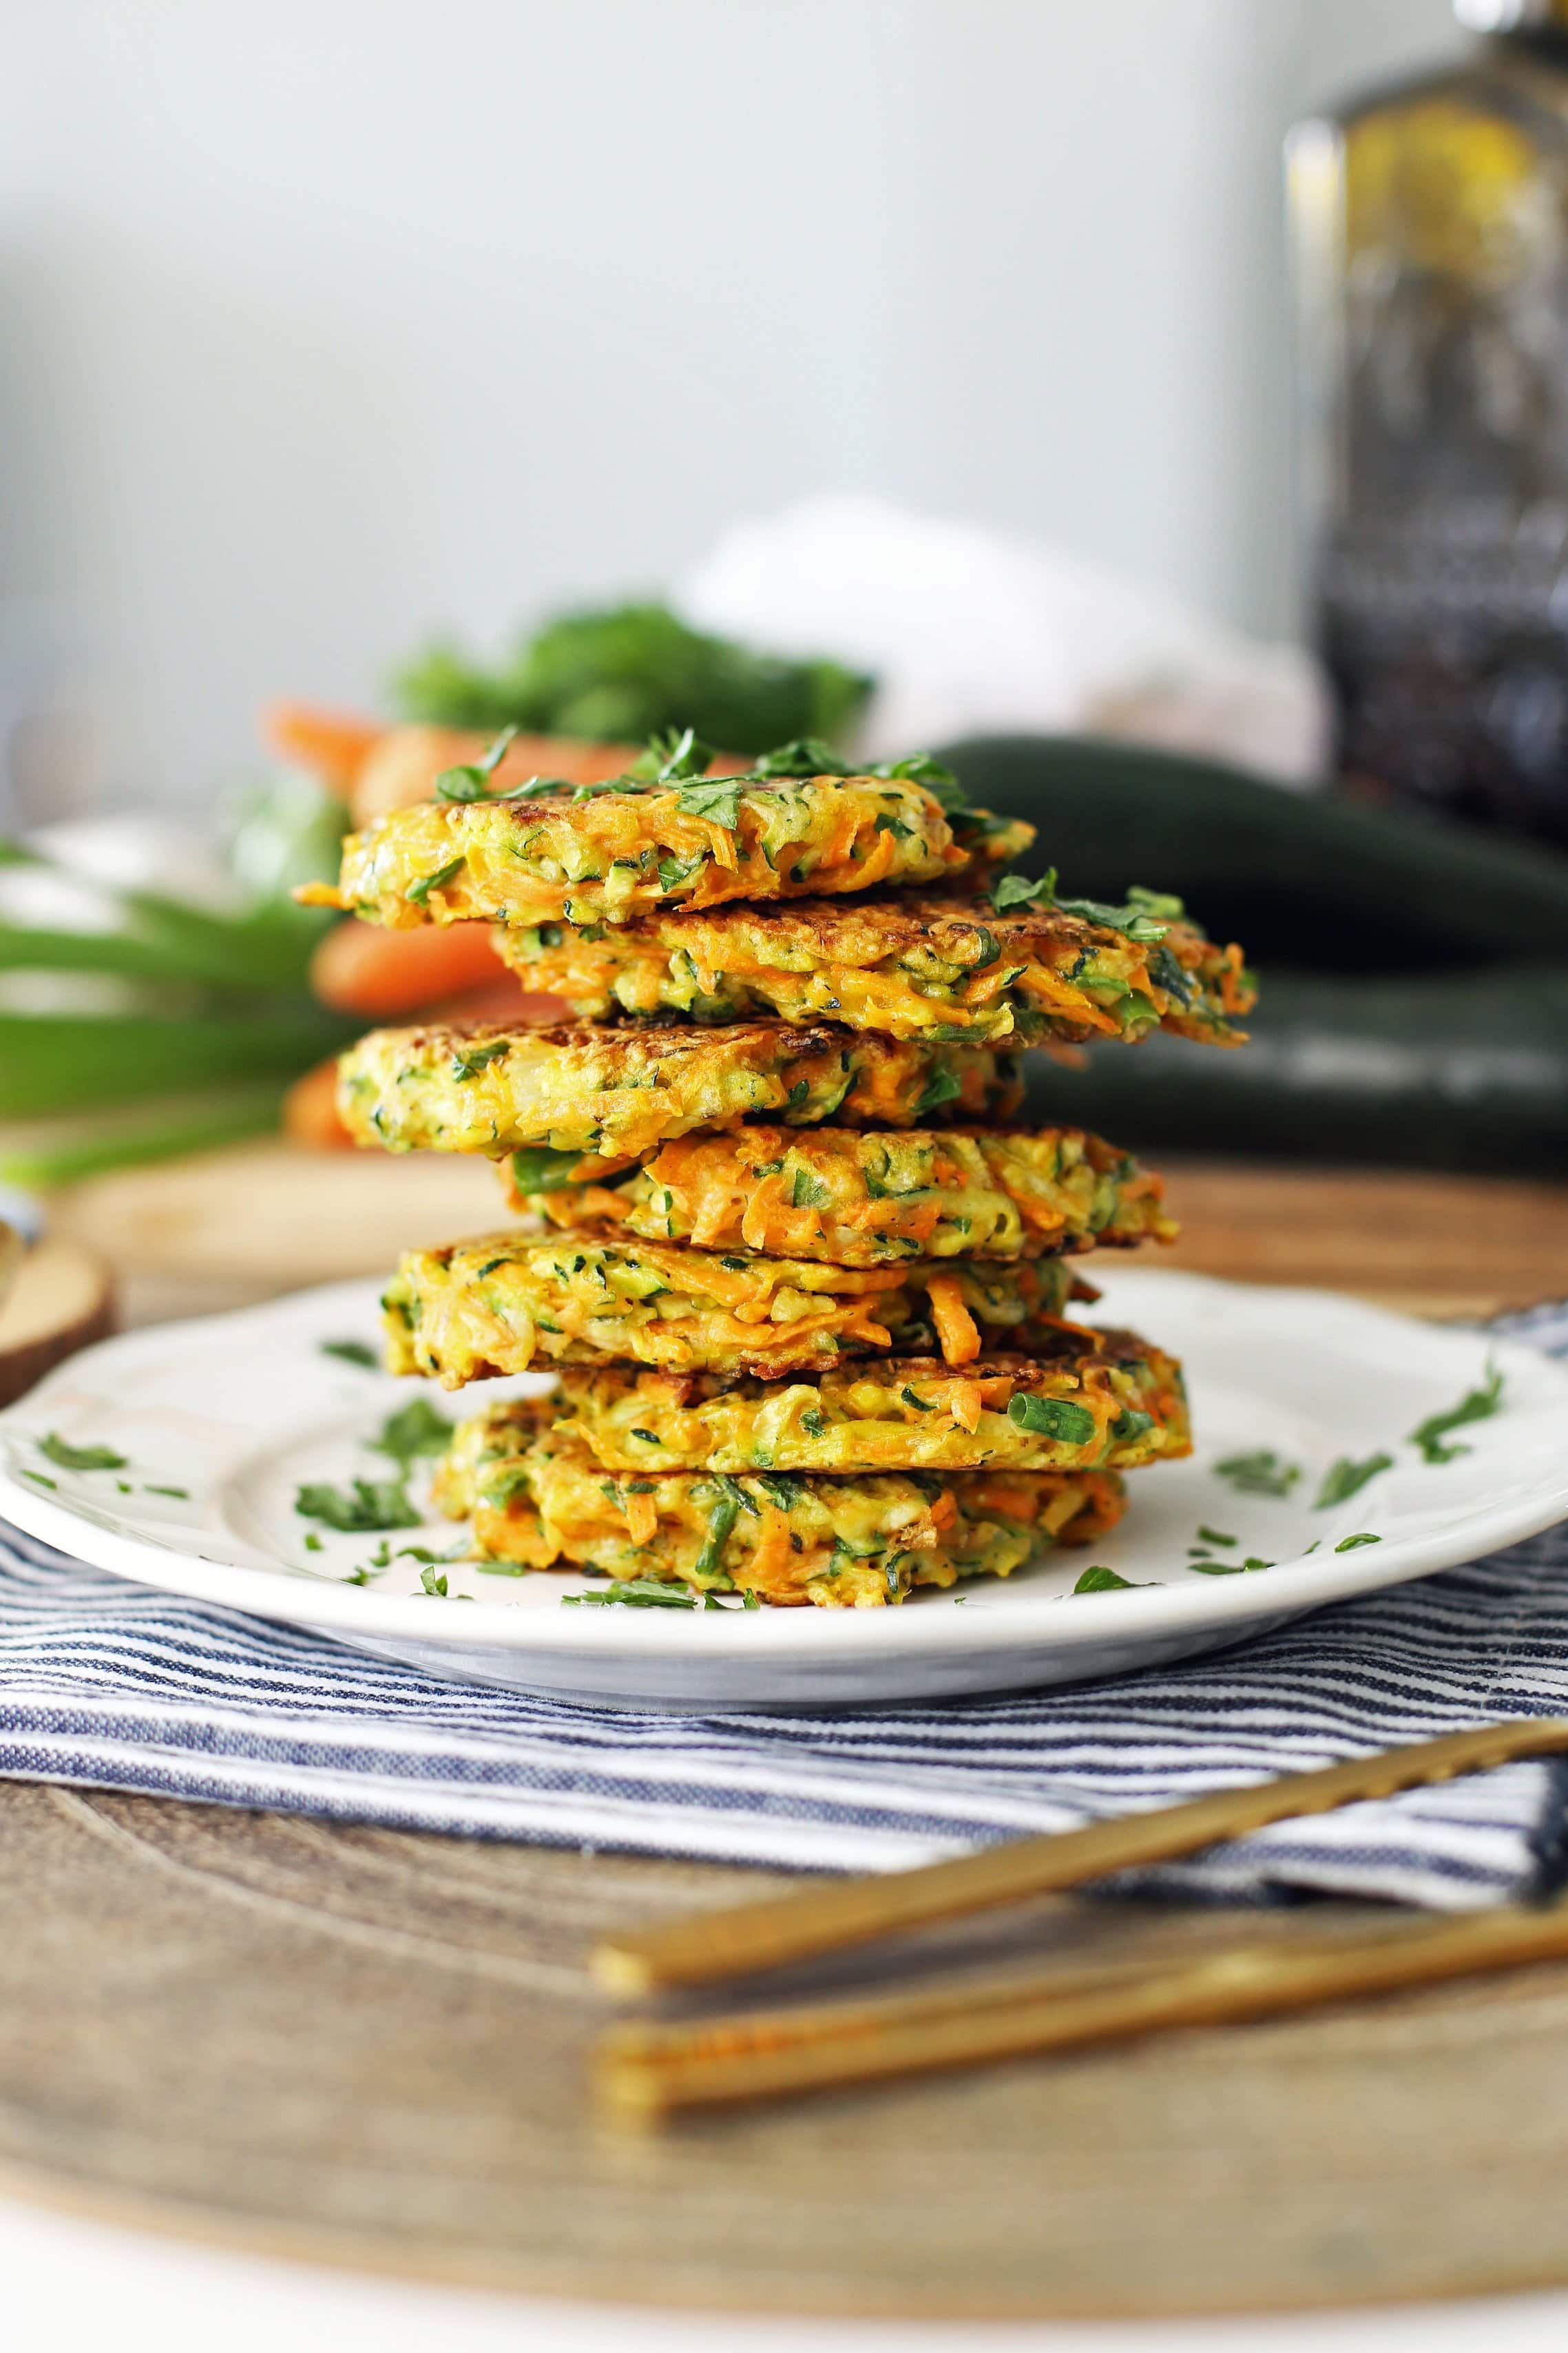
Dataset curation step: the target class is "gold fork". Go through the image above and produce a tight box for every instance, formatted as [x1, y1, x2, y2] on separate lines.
[591, 1717, 1568, 2120]
[597, 1896, 1568, 2121]
[594, 1717, 1568, 1993]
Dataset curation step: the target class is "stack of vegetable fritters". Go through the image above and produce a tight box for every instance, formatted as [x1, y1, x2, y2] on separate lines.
[314, 734, 1253, 1606]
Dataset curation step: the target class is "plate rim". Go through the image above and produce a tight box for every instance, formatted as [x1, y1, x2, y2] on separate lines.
[1, 1269, 1566, 1663]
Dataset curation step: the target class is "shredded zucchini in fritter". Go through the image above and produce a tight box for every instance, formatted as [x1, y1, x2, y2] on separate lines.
[515, 1123, 1178, 1267]
[494, 891, 1253, 1046]
[338, 1019, 1023, 1159]
[432, 1403, 1127, 1607]
[546, 1329, 1190, 1475]
[301, 776, 1034, 931]
[381, 1234, 1085, 1386]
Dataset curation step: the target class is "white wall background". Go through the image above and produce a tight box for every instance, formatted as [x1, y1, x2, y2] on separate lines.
[0, 0, 1465, 810]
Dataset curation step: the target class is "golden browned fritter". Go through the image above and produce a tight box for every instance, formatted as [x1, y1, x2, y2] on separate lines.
[513, 1124, 1177, 1267]
[301, 774, 1034, 931]
[381, 1234, 1086, 1386]
[494, 889, 1253, 1046]
[338, 1018, 1023, 1160]
[550, 1327, 1190, 1475]
[433, 1403, 1126, 1607]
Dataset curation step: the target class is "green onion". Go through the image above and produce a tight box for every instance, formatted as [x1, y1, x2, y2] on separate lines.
[693, 1495, 741, 1580]
[1007, 1394, 1098, 1444]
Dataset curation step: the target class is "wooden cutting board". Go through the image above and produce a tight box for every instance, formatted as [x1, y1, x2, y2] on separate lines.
[4, 1139, 1568, 2314]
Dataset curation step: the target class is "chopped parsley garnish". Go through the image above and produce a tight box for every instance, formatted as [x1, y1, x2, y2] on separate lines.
[749, 736, 855, 778]
[451, 1037, 510, 1082]
[640, 725, 716, 785]
[144, 1484, 189, 1500]
[370, 1396, 452, 1471]
[294, 1478, 420, 1533]
[1007, 1394, 1098, 1444]
[875, 751, 963, 804]
[39, 1433, 127, 1473]
[1196, 1525, 1237, 1547]
[988, 865, 1184, 943]
[990, 869, 1055, 914]
[563, 1576, 699, 1610]
[1213, 1449, 1302, 1498]
[1335, 1532, 1382, 1552]
[433, 724, 525, 800]
[675, 777, 744, 830]
[1314, 1453, 1394, 1510]
[1408, 1362, 1503, 1464]
[320, 1338, 379, 1369]
[1054, 882, 1182, 943]
[1188, 1555, 1273, 1575]
[418, 1564, 450, 1597]
[1073, 1565, 1136, 1593]
[21, 1469, 56, 1489]
[742, 741, 960, 802]
[303, 1533, 323, 1553]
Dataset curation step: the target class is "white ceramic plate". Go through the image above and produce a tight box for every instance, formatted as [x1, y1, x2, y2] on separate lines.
[0, 1268, 1564, 1711]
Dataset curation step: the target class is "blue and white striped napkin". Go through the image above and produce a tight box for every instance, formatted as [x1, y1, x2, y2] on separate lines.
[2, 1301, 1566, 1913]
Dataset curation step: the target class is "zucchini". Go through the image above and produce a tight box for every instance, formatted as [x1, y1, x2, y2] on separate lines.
[945, 736, 1568, 1174]
[1021, 968, 1568, 1174]
[943, 736, 1568, 970]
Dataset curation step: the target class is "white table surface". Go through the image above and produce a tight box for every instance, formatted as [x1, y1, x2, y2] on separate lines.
[6, 2195, 1568, 2353]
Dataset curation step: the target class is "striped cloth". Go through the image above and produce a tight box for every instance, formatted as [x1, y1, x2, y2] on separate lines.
[1, 1301, 1566, 1911]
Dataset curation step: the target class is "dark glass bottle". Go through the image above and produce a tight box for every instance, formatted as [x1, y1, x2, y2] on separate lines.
[1290, 1, 1568, 841]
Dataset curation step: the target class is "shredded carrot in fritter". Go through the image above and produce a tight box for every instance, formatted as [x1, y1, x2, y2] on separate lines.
[926, 1274, 981, 1366]
[623, 1489, 658, 1546]
[948, 1379, 984, 1433]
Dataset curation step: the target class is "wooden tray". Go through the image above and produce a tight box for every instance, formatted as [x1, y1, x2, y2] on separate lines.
[7, 1141, 1568, 2313]
[5, 1781, 1568, 2317]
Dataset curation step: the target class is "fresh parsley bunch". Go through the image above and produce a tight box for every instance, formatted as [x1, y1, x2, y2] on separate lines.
[396, 600, 872, 756]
